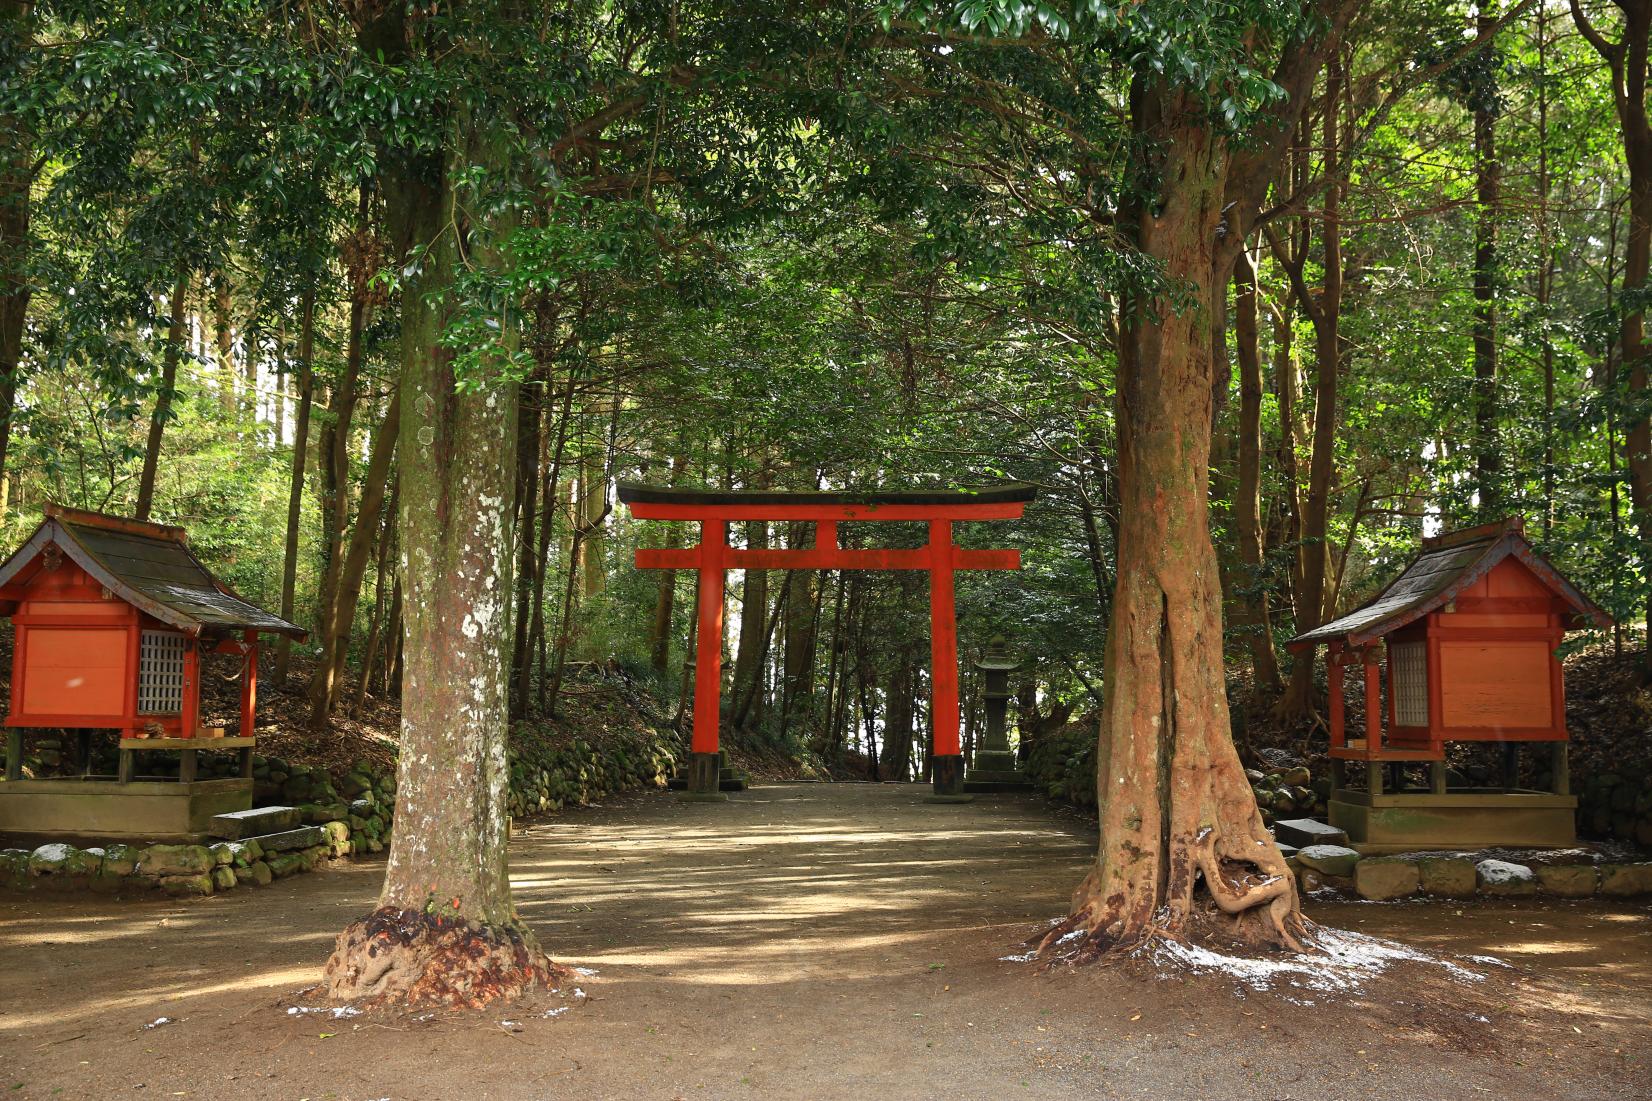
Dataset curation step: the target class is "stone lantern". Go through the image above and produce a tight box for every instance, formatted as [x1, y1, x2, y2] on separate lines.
[963, 636, 1033, 792]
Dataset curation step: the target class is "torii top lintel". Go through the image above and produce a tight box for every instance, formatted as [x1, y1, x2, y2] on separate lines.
[617, 481, 1036, 572]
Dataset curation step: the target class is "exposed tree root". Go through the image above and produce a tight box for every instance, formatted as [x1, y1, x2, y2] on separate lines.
[1030, 822, 1313, 966]
[323, 907, 563, 1008]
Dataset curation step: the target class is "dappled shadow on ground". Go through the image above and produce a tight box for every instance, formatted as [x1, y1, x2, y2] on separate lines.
[1, 784, 1648, 1101]
[508, 783, 1094, 985]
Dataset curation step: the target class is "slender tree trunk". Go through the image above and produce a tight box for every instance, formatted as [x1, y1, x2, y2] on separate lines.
[780, 522, 818, 723]
[1472, 9, 1503, 518]
[880, 650, 916, 781]
[1537, 3, 1556, 537]
[648, 529, 679, 676]
[351, 488, 396, 717]
[381, 577, 402, 698]
[0, 0, 33, 500]
[1279, 61, 1345, 721]
[1046, 91, 1301, 960]
[731, 523, 770, 728]
[324, 27, 550, 1002]
[273, 319, 287, 446]
[734, 579, 787, 729]
[213, 274, 236, 419]
[544, 522, 587, 716]
[1232, 247, 1283, 692]
[576, 437, 606, 603]
[1272, 271, 1307, 615]
[529, 365, 576, 712]
[509, 374, 543, 717]
[135, 268, 189, 521]
[309, 390, 402, 725]
[316, 183, 373, 641]
[818, 570, 847, 757]
[275, 288, 317, 684]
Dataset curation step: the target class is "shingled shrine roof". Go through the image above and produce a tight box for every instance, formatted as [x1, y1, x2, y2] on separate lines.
[1287, 517, 1610, 651]
[0, 505, 306, 639]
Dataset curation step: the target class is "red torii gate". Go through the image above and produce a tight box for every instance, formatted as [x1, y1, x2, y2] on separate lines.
[618, 482, 1036, 799]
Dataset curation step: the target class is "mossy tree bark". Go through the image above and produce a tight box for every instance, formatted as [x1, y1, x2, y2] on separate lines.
[324, 8, 552, 1008]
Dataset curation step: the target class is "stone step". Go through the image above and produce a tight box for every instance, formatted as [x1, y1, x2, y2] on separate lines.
[207, 806, 301, 840]
[1273, 818, 1348, 849]
[963, 769, 1035, 793]
[246, 825, 326, 853]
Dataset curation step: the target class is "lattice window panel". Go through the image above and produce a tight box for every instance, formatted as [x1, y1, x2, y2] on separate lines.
[1390, 641, 1429, 727]
[138, 630, 186, 715]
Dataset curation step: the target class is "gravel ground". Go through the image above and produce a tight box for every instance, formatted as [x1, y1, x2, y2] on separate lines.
[1, 782, 1647, 1100]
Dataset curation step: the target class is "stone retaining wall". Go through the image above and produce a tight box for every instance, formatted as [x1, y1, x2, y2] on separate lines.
[1292, 845, 1652, 902]
[1, 726, 682, 899]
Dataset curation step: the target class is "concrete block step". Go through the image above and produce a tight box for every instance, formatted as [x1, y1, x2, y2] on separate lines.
[1273, 818, 1348, 849]
[208, 806, 301, 839]
[963, 771, 1036, 792]
[247, 825, 327, 853]
[667, 775, 747, 792]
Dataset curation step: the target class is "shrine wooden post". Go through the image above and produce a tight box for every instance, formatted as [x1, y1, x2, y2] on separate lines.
[620, 482, 1036, 799]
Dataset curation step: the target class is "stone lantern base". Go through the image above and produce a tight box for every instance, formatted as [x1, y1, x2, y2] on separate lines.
[963, 749, 1034, 793]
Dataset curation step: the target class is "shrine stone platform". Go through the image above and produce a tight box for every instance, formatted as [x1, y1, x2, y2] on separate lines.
[0, 777, 253, 843]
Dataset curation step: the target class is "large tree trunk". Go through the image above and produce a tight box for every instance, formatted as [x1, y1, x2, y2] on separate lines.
[324, 12, 551, 1006]
[135, 268, 189, 521]
[1572, 0, 1652, 679]
[274, 288, 317, 685]
[0, 0, 32, 500]
[1044, 95, 1301, 959]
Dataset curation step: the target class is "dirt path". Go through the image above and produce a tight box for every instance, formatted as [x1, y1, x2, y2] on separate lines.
[2, 783, 1648, 1100]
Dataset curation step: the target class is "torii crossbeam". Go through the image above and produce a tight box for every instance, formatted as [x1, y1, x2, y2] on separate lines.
[618, 482, 1036, 799]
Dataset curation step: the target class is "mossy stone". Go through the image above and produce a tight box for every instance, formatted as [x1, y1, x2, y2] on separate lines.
[1536, 865, 1598, 898]
[1354, 856, 1420, 901]
[139, 844, 215, 877]
[1417, 857, 1477, 898]
[1599, 863, 1652, 897]
[160, 873, 214, 897]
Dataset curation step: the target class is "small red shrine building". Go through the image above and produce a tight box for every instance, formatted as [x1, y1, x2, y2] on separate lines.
[0, 505, 305, 839]
[1288, 517, 1610, 849]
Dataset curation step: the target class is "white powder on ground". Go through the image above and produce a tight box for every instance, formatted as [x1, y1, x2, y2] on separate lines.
[1148, 927, 1487, 994]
